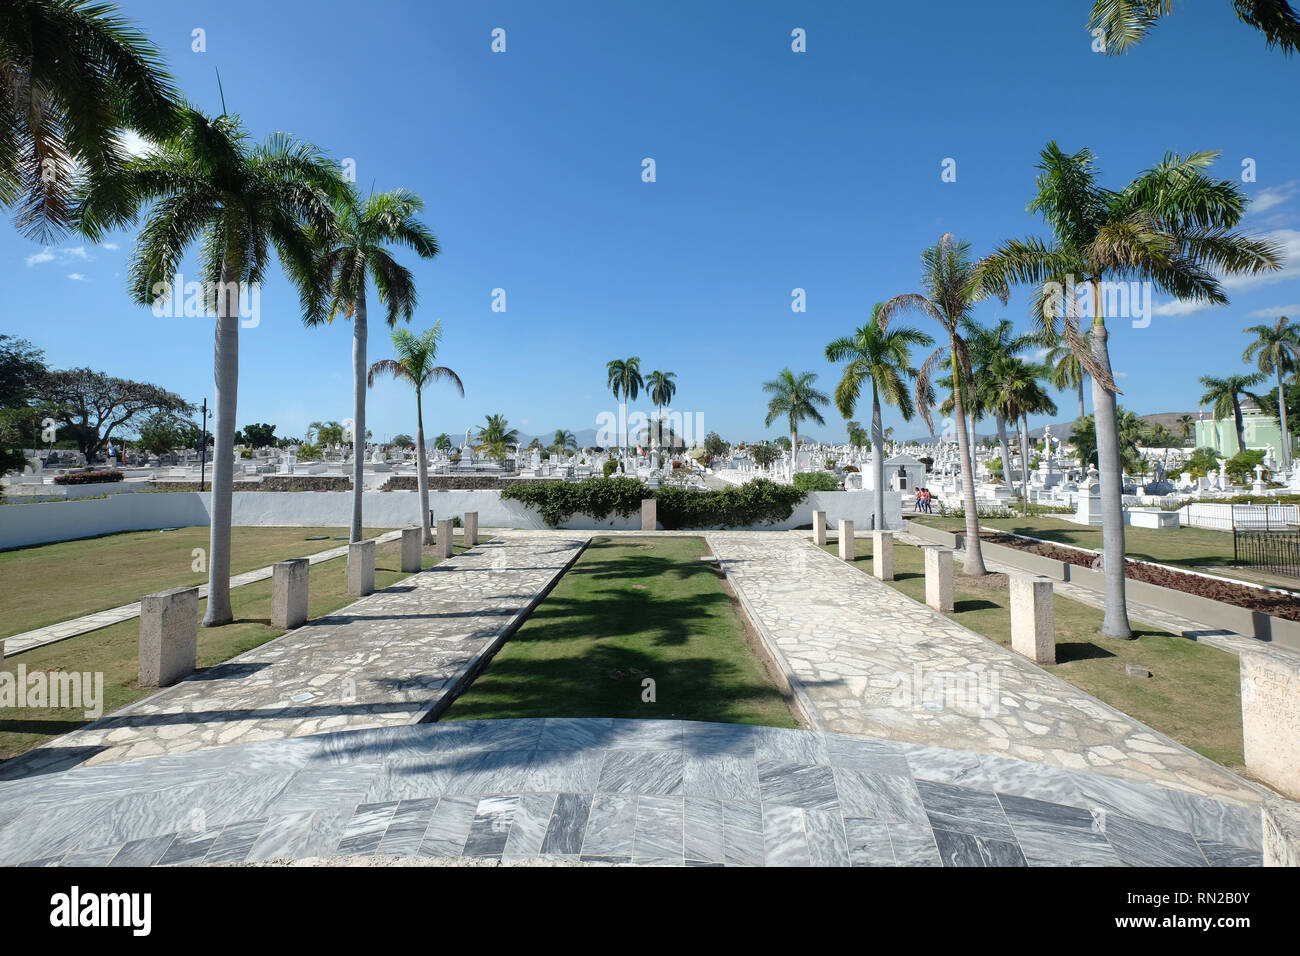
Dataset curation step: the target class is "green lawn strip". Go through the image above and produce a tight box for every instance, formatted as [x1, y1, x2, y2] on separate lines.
[0, 526, 396, 638]
[821, 537, 1244, 769]
[911, 514, 1237, 568]
[0, 538, 466, 764]
[444, 535, 798, 728]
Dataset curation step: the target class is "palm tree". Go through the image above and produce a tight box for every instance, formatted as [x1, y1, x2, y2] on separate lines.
[990, 358, 1058, 514]
[646, 369, 677, 448]
[880, 234, 1009, 575]
[974, 143, 1279, 638]
[550, 429, 578, 454]
[2, 0, 181, 240]
[1044, 334, 1089, 419]
[1243, 316, 1299, 470]
[605, 357, 643, 453]
[1200, 372, 1268, 453]
[966, 318, 1039, 491]
[1176, 414, 1196, 445]
[1088, 0, 1300, 56]
[305, 187, 439, 543]
[476, 413, 518, 462]
[762, 369, 829, 478]
[368, 323, 463, 545]
[825, 304, 932, 530]
[433, 433, 452, 454]
[80, 108, 346, 626]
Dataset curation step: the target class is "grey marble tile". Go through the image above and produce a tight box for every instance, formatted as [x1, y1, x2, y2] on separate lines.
[724, 801, 765, 867]
[377, 799, 436, 857]
[157, 828, 221, 866]
[963, 755, 1091, 808]
[538, 717, 614, 751]
[682, 721, 755, 756]
[997, 792, 1096, 831]
[443, 749, 536, 795]
[916, 779, 1015, 842]
[205, 818, 268, 864]
[1166, 791, 1263, 852]
[752, 726, 827, 765]
[247, 808, 351, 862]
[462, 795, 518, 857]
[1197, 841, 1262, 867]
[418, 795, 478, 858]
[684, 796, 725, 864]
[1071, 771, 1187, 831]
[269, 765, 380, 814]
[18, 855, 65, 867]
[0, 798, 112, 865]
[108, 833, 175, 867]
[933, 829, 1026, 867]
[503, 792, 556, 858]
[684, 751, 758, 802]
[826, 735, 910, 775]
[604, 720, 683, 752]
[1010, 821, 1120, 867]
[904, 746, 987, 789]
[597, 749, 683, 795]
[363, 758, 451, 803]
[61, 844, 123, 867]
[337, 801, 399, 856]
[844, 818, 894, 866]
[541, 793, 592, 855]
[1102, 813, 1208, 867]
[762, 805, 811, 866]
[887, 822, 941, 866]
[634, 795, 684, 860]
[804, 808, 850, 867]
[757, 761, 839, 811]
[523, 749, 604, 793]
[582, 793, 637, 857]
[833, 769, 928, 824]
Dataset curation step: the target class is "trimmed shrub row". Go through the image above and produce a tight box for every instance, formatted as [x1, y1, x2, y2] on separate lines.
[53, 470, 124, 485]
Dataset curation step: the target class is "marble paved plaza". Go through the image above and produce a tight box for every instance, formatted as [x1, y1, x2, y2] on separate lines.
[0, 532, 587, 778]
[704, 531, 1264, 805]
[0, 720, 1262, 867]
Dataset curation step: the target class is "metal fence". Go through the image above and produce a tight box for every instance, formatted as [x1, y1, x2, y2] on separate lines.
[1234, 529, 1300, 578]
[1186, 502, 1300, 532]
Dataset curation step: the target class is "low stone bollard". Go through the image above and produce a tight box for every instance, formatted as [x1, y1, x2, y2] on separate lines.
[1009, 574, 1055, 664]
[437, 518, 454, 559]
[139, 586, 199, 687]
[812, 510, 827, 546]
[271, 558, 309, 629]
[348, 540, 376, 597]
[641, 498, 657, 532]
[1241, 647, 1300, 801]
[400, 527, 422, 573]
[1262, 798, 1300, 867]
[924, 546, 954, 613]
[464, 511, 478, 546]
[872, 530, 894, 581]
[838, 519, 855, 561]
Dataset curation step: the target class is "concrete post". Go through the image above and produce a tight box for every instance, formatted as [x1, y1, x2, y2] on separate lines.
[641, 498, 657, 532]
[139, 586, 199, 687]
[464, 511, 478, 546]
[1009, 574, 1055, 664]
[1241, 647, 1300, 800]
[812, 510, 826, 546]
[437, 518, 454, 559]
[400, 527, 422, 573]
[872, 531, 894, 581]
[838, 520, 855, 561]
[271, 558, 309, 629]
[924, 546, 954, 613]
[348, 539, 375, 597]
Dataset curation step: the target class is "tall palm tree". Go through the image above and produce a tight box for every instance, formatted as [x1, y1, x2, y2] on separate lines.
[1045, 336, 1089, 419]
[80, 108, 346, 625]
[965, 318, 1039, 491]
[368, 323, 463, 545]
[880, 234, 1009, 575]
[476, 413, 518, 462]
[990, 357, 1058, 514]
[1243, 316, 1299, 469]
[1088, 0, 1300, 56]
[1200, 372, 1268, 453]
[550, 429, 577, 453]
[2, 0, 181, 240]
[305, 187, 439, 543]
[1176, 413, 1196, 445]
[974, 143, 1279, 638]
[825, 304, 932, 530]
[605, 357, 643, 453]
[762, 369, 829, 478]
[433, 433, 452, 454]
[646, 369, 677, 448]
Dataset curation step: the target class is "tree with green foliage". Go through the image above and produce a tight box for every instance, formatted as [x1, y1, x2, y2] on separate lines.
[240, 422, 276, 448]
[646, 369, 677, 448]
[605, 357, 643, 453]
[763, 369, 828, 479]
[1200, 372, 1267, 453]
[1088, 0, 1300, 57]
[476, 413, 519, 462]
[1243, 316, 1299, 469]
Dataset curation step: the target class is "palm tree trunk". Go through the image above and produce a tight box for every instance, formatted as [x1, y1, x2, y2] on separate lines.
[1089, 296, 1132, 639]
[1077, 376, 1086, 419]
[791, 427, 798, 480]
[1020, 413, 1031, 516]
[951, 350, 986, 575]
[415, 385, 431, 545]
[871, 383, 885, 530]
[1233, 397, 1246, 453]
[996, 414, 1011, 490]
[349, 285, 367, 543]
[203, 256, 239, 627]
[1279, 369, 1291, 471]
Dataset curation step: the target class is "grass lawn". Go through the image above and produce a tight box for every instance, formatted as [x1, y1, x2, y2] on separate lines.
[821, 537, 1245, 770]
[444, 536, 798, 728]
[0, 526, 395, 638]
[0, 538, 465, 764]
[911, 514, 1237, 569]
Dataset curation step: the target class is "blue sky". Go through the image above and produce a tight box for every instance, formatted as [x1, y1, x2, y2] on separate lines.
[5, 0, 1298, 445]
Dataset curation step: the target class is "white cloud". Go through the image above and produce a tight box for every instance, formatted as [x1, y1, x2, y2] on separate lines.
[117, 130, 157, 158]
[1152, 298, 1215, 317]
[102, 242, 119, 251]
[1249, 304, 1300, 317]
[25, 248, 55, 266]
[1152, 228, 1300, 315]
[1251, 181, 1298, 214]
[67, 273, 86, 281]
[63, 245, 88, 260]
[25, 245, 92, 267]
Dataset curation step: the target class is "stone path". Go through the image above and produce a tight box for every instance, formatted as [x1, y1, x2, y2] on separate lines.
[0, 532, 587, 779]
[704, 531, 1264, 806]
[2, 530, 407, 657]
[0, 720, 1262, 867]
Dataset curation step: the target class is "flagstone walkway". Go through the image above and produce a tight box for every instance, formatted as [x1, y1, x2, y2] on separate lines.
[0, 532, 587, 779]
[704, 531, 1264, 806]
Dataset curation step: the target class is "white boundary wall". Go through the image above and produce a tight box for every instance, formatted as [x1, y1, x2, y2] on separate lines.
[0, 489, 900, 550]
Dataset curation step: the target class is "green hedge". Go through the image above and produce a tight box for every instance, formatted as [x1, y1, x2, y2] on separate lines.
[792, 471, 839, 493]
[500, 476, 806, 529]
[53, 469, 124, 485]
